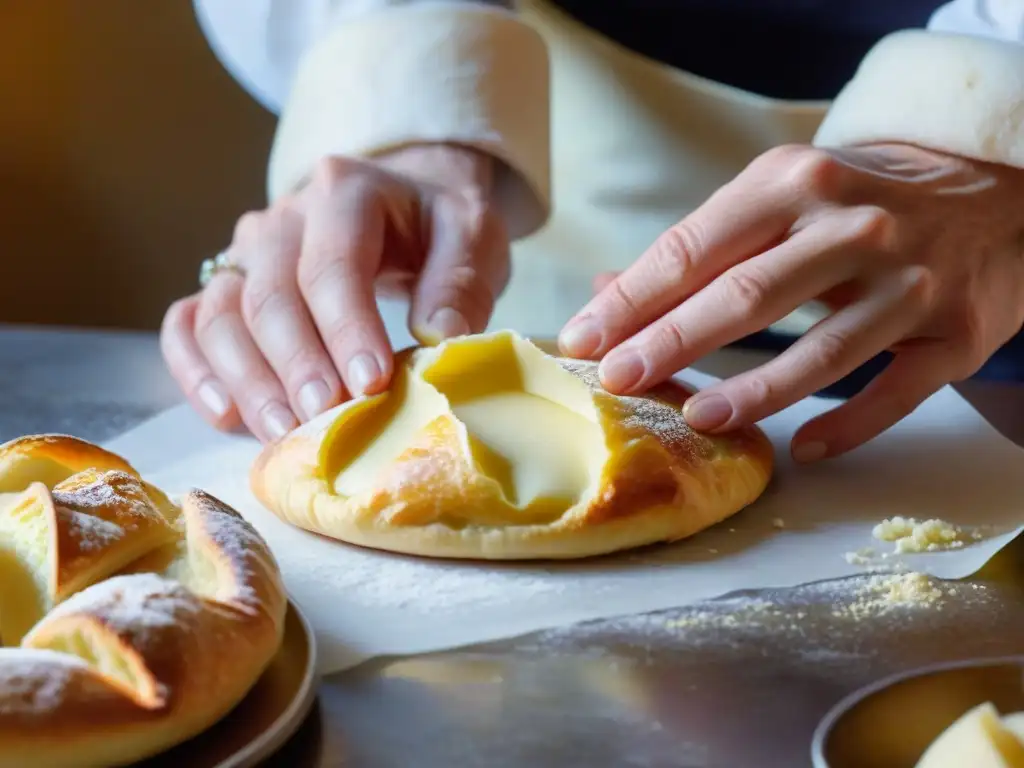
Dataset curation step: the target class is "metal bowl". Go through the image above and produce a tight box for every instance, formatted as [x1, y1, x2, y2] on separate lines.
[812, 656, 1024, 768]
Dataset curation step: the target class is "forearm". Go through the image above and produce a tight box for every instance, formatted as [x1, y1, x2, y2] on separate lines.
[269, 2, 549, 239]
[373, 143, 496, 195]
[194, 0, 551, 241]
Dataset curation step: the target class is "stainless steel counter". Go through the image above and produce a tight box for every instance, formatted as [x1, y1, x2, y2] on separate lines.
[3, 324, 1024, 768]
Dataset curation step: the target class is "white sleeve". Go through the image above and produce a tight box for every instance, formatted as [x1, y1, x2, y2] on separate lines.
[193, 0, 307, 114]
[193, 0, 550, 240]
[813, 1, 1024, 170]
[928, 0, 1024, 41]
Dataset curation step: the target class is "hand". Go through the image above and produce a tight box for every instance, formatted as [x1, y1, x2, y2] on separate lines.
[560, 143, 1024, 462]
[161, 144, 509, 442]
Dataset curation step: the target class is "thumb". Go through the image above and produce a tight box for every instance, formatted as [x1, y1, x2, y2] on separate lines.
[409, 193, 510, 345]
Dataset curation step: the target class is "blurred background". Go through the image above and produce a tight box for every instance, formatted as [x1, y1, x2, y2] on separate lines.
[0, 1, 274, 330]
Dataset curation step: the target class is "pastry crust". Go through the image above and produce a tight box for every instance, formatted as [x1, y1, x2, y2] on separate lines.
[252, 331, 773, 560]
[0, 435, 287, 768]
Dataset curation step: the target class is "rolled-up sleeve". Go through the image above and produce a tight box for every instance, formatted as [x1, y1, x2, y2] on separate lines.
[193, 0, 551, 239]
[813, 0, 1024, 170]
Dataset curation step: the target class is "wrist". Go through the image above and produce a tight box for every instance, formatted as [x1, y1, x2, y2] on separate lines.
[373, 142, 495, 198]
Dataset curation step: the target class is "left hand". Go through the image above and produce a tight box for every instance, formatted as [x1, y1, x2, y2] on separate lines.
[559, 143, 1024, 462]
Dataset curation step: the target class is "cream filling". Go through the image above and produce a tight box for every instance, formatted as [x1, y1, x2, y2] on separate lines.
[330, 373, 449, 498]
[0, 487, 52, 646]
[451, 392, 604, 507]
[323, 332, 609, 514]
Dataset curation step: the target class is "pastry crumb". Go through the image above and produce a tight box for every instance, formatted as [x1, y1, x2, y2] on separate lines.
[872, 516, 985, 555]
[771, 518, 786, 530]
[844, 547, 877, 566]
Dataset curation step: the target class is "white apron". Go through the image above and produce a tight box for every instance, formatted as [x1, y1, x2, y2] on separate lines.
[379, 0, 831, 350]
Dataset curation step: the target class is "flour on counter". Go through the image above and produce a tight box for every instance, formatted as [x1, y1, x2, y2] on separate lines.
[295, 555, 575, 612]
[660, 573, 954, 632]
[522, 573, 996, 671]
[828, 572, 945, 621]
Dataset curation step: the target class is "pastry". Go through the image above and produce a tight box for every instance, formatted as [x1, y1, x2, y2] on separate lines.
[0, 434, 287, 768]
[252, 330, 773, 560]
[915, 702, 1024, 767]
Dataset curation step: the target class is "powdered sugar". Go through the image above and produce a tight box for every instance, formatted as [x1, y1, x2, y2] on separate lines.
[523, 573, 996, 665]
[53, 470, 146, 512]
[52, 470, 166, 550]
[189, 491, 266, 559]
[300, 551, 574, 612]
[59, 510, 123, 552]
[557, 358, 708, 463]
[0, 649, 88, 715]
[43, 573, 200, 636]
[184, 490, 270, 605]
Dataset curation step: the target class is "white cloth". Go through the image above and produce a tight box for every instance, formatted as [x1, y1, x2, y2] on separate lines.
[193, 0, 1024, 348]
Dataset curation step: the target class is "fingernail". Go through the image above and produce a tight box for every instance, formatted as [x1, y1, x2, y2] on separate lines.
[683, 394, 733, 431]
[421, 307, 471, 343]
[559, 319, 602, 358]
[347, 353, 382, 397]
[792, 441, 828, 464]
[261, 402, 297, 441]
[599, 349, 646, 392]
[297, 379, 332, 421]
[197, 379, 231, 418]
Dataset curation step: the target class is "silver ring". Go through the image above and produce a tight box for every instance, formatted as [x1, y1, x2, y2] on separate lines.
[198, 250, 245, 288]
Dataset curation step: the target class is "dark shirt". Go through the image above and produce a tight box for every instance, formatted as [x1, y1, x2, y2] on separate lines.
[550, 1, 940, 100]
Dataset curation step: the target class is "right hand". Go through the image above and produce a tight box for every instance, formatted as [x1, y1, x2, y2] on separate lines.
[160, 144, 510, 443]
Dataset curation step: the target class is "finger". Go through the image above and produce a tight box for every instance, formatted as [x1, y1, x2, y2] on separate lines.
[790, 344, 953, 462]
[408, 192, 509, 344]
[159, 294, 240, 431]
[298, 169, 394, 398]
[681, 266, 933, 433]
[194, 273, 298, 443]
[592, 271, 619, 295]
[598, 208, 892, 393]
[817, 280, 866, 312]
[238, 208, 344, 421]
[559, 164, 800, 359]
[375, 270, 416, 301]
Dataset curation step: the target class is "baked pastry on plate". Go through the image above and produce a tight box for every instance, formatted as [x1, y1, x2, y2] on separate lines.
[252, 331, 774, 560]
[0, 435, 287, 768]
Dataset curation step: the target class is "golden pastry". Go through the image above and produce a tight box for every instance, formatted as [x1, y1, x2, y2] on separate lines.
[0, 435, 286, 768]
[252, 331, 773, 560]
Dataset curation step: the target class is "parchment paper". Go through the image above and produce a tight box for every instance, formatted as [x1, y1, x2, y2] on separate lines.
[105, 371, 1024, 674]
